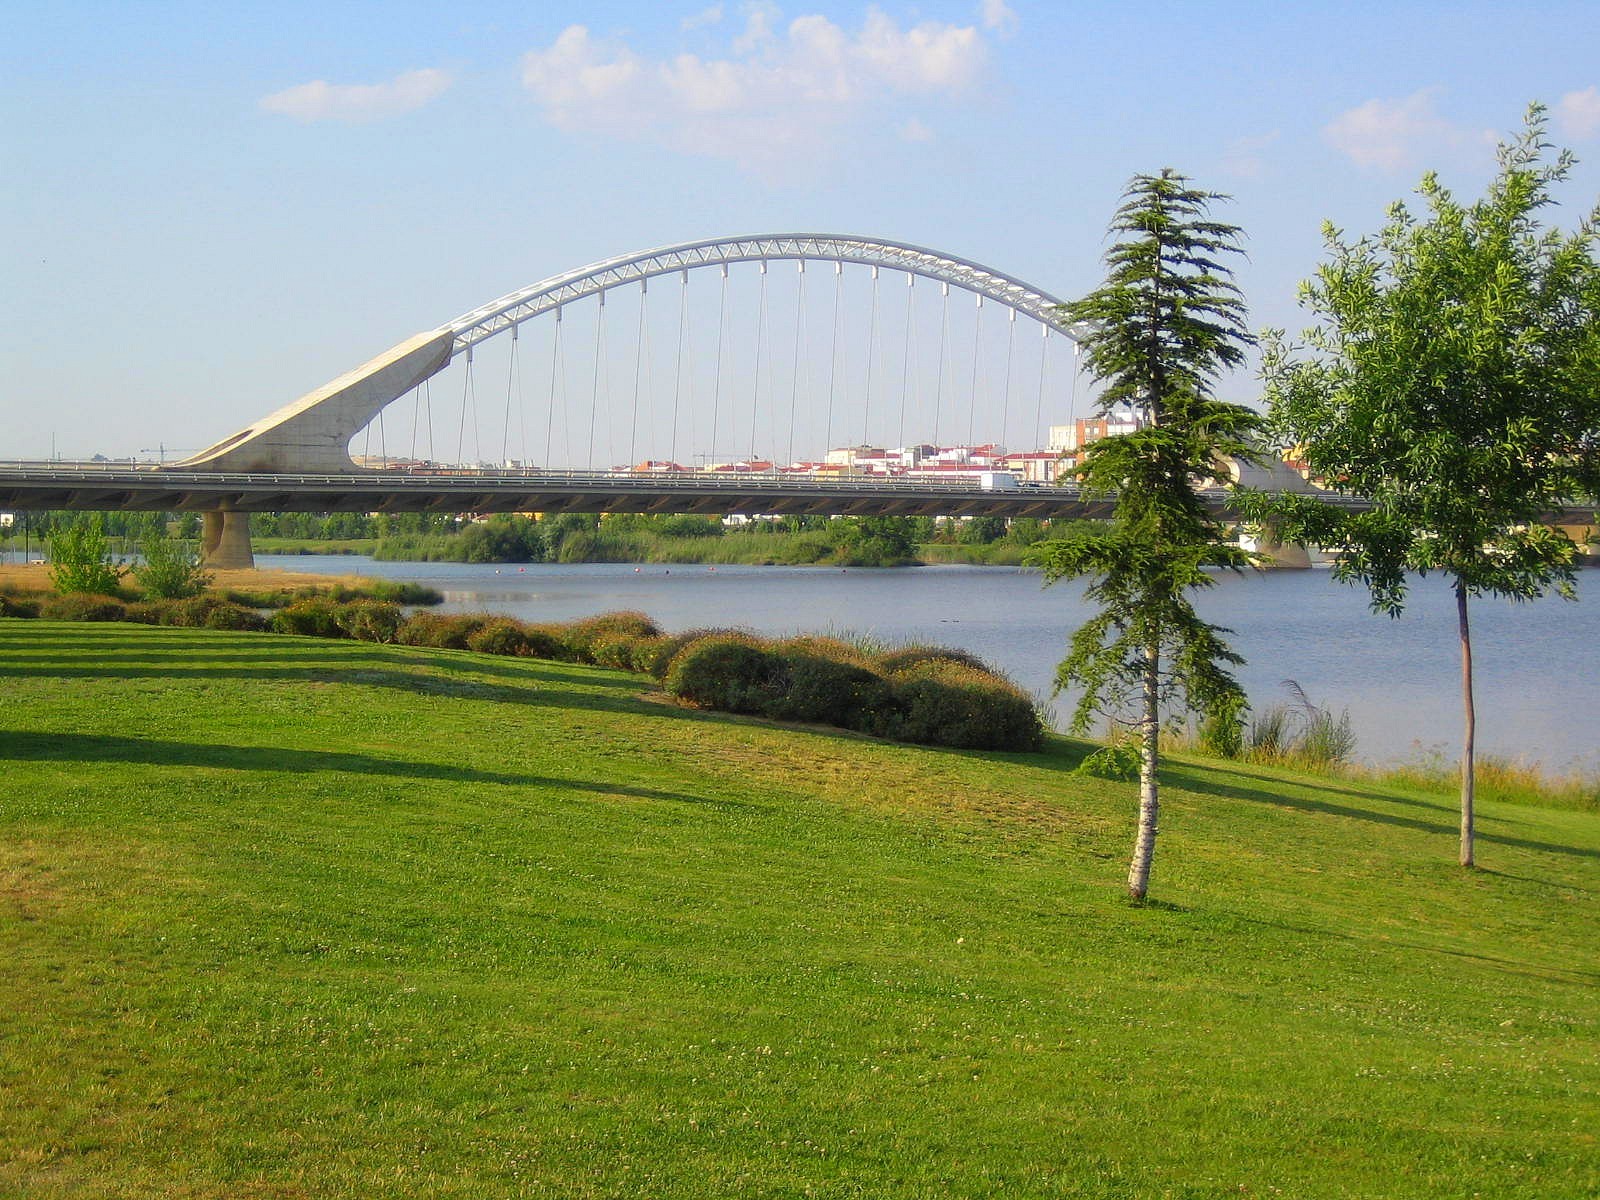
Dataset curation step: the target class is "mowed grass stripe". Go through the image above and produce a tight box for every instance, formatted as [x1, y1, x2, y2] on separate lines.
[1, 620, 1596, 1198]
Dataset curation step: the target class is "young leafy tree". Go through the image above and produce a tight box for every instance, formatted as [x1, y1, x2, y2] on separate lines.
[133, 520, 213, 599]
[48, 513, 125, 595]
[1239, 108, 1600, 868]
[1027, 170, 1263, 901]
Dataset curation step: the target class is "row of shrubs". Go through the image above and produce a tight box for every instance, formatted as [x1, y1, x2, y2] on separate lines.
[378, 606, 1043, 752]
[4, 591, 1044, 752]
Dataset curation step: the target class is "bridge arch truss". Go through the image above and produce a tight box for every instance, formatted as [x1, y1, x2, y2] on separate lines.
[445, 234, 1085, 357]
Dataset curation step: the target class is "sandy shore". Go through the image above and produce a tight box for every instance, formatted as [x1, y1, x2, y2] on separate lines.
[0, 562, 373, 594]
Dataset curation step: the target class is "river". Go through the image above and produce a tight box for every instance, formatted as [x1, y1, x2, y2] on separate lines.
[258, 555, 1599, 773]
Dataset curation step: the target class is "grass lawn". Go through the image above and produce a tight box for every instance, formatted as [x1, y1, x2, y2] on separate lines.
[1, 620, 1596, 1198]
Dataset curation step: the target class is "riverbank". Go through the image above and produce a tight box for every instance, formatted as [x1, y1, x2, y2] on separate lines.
[3, 620, 1597, 1197]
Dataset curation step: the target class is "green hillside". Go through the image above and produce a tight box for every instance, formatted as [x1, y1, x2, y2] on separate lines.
[2, 621, 1596, 1198]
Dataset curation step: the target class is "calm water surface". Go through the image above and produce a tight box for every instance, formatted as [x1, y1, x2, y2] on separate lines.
[262, 555, 1599, 772]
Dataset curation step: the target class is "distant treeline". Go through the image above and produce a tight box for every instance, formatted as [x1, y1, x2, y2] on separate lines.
[4, 509, 1092, 568]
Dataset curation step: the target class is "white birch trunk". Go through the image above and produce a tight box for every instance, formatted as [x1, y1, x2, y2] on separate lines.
[1128, 640, 1161, 900]
[1456, 581, 1476, 869]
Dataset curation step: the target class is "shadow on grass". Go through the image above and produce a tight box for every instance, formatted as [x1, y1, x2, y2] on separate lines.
[0, 730, 747, 809]
[1164, 764, 1598, 862]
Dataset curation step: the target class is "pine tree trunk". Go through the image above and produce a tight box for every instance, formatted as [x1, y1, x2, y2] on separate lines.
[1456, 581, 1476, 869]
[1128, 640, 1161, 900]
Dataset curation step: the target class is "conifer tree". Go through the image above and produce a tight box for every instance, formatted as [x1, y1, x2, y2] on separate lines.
[1028, 170, 1263, 901]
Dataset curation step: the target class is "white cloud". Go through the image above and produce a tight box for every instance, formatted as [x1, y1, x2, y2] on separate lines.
[1556, 86, 1600, 140]
[259, 67, 451, 124]
[979, 0, 1018, 36]
[682, 4, 725, 32]
[519, 7, 993, 173]
[898, 117, 934, 142]
[1323, 88, 1482, 171]
[1222, 130, 1279, 179]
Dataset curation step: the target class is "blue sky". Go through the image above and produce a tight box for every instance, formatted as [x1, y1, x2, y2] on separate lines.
[4, 1, 1598, 464]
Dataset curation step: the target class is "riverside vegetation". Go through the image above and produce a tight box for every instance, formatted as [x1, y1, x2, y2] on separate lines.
[1, 618, 1596, 1197]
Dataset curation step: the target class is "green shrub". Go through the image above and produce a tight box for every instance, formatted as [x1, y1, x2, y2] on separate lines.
[40, 593, 127, 622]
[270, 598, 346, 638]
[561, 611, 661, 662]
[520, 623, 577, 661]
[888, 661, 1044, 752]
[876, 645, 991, 675]
[203, 602, 268, 632]
[396, 612, 488, 650]
[47, 516, 125, 596]
[625, 635, 678, 677]
[1075, 743, 1141, 781]
[766, 650, 898, 734]
[131, 530, 211, 599]
[645, 629, 728, 679]
[336, 601, 404, 643]
[466, 618, 530, 656]
[0, 593, 42, 619]
[665, 635, 788, 715]
[590, 632, 648, 670]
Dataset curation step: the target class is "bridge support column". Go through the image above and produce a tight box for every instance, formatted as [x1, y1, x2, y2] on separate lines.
[201, 511, 254, 570]
[1244, 523, 1313, 570]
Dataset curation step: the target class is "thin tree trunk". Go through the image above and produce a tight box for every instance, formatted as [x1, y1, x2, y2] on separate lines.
[1456, 580, 1476, 869]
[1128, 640, 1161, 900]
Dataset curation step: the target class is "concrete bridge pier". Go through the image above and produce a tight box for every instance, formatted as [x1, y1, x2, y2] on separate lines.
[201, 510, 254, 570]
[1240, 521, 1313, 570]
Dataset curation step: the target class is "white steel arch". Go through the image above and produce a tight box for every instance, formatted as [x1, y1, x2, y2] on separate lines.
[178, 234, 1081, 473]
[446, 233, 1085, 354]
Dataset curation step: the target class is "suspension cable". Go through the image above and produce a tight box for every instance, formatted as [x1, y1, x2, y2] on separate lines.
[456, 346, 476, 465]
[409, 383, 421, 461]
[788, 260, 807, 469]
[545, 307, 563, 467]
[933, 281, 951, 446]
[423, 378, 434, 463]
[967, 293, 983, 449]
[863, 265, 880, 448]
[1033, 324, 1050, 455]
[501, 324, 520, 466]
[749, 261, 768, 466]
[588, 289, 607, 469]
[629, 279, 647, 469]
[898, 273, 915, 456]
[710, 264, 728, 470]
[671, 269, 689, 467]
[1000, 307, 1017, 453]
[824, 261, 843, 460]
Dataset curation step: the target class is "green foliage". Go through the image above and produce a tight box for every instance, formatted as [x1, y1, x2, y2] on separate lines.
[1029, 170, 1262, 742]
[1240, 108, 1600, 866]
[765, 640, 897, 734]
[131, 526, 211, 599]
[335, 601, 405, 644]
[561, 611, 661, 661]
[887, 660, 1045, 752]
[396, 612, 489, 650]
[1244, 107, 1600, 614]
[665, 635, 788, 715]
[0, 593, 41, 619]
[465, 618, 531, 657]
[876, 645, 990, 675]
[47, 516, 125, 596]
[1028, 169, 1264, 897]
[1075, 743, 1142, 781]
[270, 598, 346, 639]
[39, 593, 126, 622]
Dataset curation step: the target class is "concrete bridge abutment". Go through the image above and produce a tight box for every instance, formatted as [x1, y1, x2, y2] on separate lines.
[201, 510, 254, 570]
